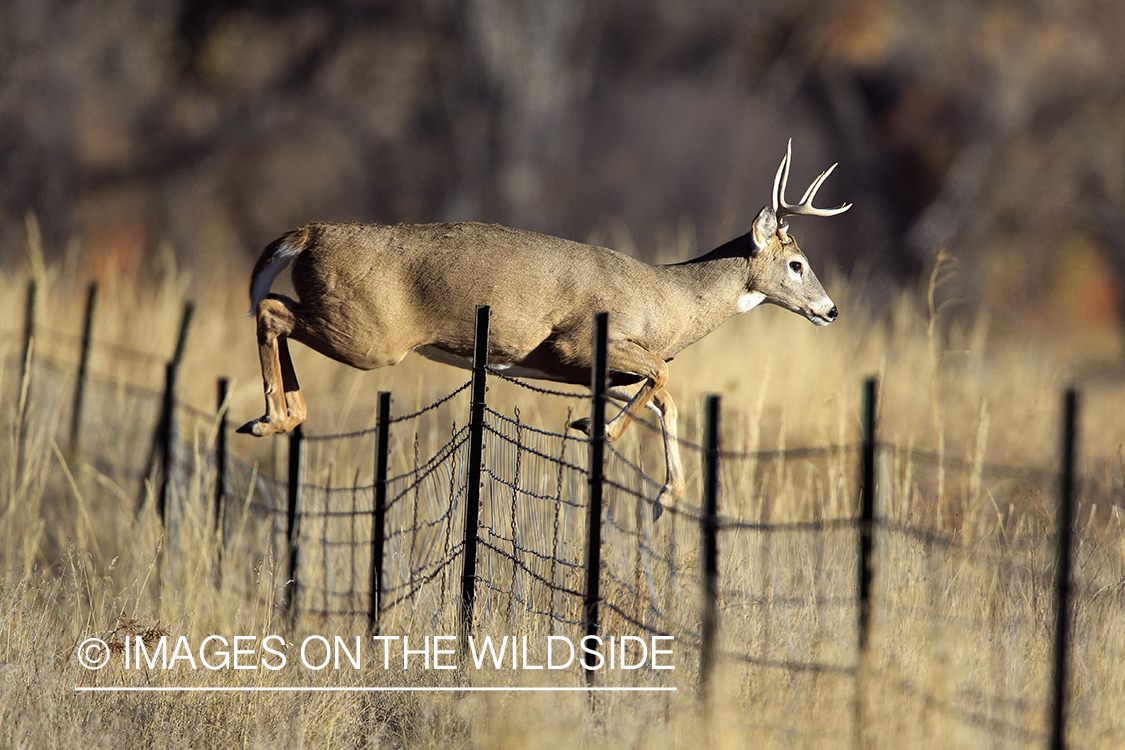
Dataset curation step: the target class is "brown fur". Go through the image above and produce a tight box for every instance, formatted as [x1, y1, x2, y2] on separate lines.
[239, 149, 848, 520]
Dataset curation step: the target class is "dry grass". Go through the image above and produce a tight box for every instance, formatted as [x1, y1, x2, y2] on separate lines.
[2, 229, 1125, 749]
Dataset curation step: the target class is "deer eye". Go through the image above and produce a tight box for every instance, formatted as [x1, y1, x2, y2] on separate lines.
[789, 261, 803, 274]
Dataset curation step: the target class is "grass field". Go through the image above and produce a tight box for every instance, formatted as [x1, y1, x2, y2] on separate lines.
[2, 233, 1125, 749]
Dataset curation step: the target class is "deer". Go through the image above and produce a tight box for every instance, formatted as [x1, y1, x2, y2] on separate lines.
[237, 140, 850, 520]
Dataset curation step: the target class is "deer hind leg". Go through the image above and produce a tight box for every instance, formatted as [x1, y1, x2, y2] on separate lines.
[238, 295, 308, 437]
[647, 387, 683, 521]
[602, 386, 683, 521]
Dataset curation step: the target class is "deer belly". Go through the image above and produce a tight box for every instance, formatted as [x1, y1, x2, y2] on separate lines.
[415, 345, 559, 381]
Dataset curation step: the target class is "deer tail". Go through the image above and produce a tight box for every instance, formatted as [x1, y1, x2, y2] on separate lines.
[248, 228, 310, 315]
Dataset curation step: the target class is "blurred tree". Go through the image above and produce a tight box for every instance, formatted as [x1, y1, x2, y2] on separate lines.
[0, 0, 1122, 329]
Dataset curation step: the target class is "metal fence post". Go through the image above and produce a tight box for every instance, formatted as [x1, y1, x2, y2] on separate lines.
[857, 377, 877, 651]
[700, 394, 721, 699]
[215, 377, 229, 538]
[70, 282, 97, 456]
[172, 301, 195, 367]
[16, 279, 37, 482]
[157, 360, 178, 525]
[139, 301, 195, 514]
[370, 391, 391, 634]
[854, 376, 878, 750]
[460, 305, 490, 651]
[1051, 388, 1078, 750]
[583, 311, 609, 686]
[285, 424, 304, 621]
[19, 279, 36, 389]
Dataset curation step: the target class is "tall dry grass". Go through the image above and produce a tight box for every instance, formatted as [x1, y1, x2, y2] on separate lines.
[2, 221, 1125, 748]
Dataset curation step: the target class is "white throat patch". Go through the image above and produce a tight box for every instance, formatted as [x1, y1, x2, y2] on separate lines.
[737, 291, 766, 313]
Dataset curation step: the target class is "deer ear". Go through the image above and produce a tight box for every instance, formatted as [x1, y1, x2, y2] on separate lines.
[751, 206, 778, 255]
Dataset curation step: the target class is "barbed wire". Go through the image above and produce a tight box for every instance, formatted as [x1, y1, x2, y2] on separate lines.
[485, 404, 588, 444]
[11, 325, 1125, 745]
[601, 598, 691, 644]
[39, 326, 169, 365]
[30, 356, 163, 405]
[726, 650, 856, 675]
[385, 428, 468, 512]
[715, 516, 857, 533]
[389, 380, 473, 423]
[479, 527, 585, 573]
[901, 445, 1057, 484]
[606, 443, 665, 491]
[301, 381, 472, 442]
[718, 593, 856, 612]
[875, 667, 1049, 743]
[484, 367, 592, 399]
[622, 409, 864, 462]
[476, 538, 587, 600]
[19, 343, 1100, 489]
[482, 465, 586, 509]
[483, 413, 589, 475]
[475, 573, 585, 626]
[384, 507, 457, 541]
[381, 541, 466, 612]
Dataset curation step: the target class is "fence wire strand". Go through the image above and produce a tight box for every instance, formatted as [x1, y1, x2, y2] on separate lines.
[10, 324, 1125, 745]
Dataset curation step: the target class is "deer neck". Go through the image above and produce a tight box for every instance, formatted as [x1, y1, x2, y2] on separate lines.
[652, 232, 760, 350]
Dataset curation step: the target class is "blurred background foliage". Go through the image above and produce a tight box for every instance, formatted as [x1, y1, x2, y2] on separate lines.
[2, 0, 1124, 334]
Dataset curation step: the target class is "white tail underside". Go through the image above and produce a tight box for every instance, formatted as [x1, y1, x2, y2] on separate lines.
[249, 241, 303, 314]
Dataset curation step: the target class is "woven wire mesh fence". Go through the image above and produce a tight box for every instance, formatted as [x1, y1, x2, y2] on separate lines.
[294, 384, 472, 631]
[284, 372, 597, 638]
[683, 415, 1123, 745]
[9, 329, 167, 490]
[5, 292, 1125, 746]
[475, 402, 590, 630]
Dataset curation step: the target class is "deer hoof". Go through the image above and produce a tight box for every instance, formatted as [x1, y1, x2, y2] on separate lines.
[568, 417, 591, 435]
[652, 500, 665, 523]
[237, 416, 277, 437]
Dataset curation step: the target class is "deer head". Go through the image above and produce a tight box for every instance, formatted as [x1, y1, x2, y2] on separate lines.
[746, 140, 851, 326]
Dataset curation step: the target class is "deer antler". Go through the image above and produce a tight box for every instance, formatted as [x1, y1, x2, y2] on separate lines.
[772, 139, 852, 219]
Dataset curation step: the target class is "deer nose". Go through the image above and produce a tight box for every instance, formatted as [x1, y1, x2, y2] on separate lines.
[827, 306, 838, 321]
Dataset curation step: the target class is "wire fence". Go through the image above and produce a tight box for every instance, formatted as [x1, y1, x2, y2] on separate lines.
[4, 281, 1125, 747]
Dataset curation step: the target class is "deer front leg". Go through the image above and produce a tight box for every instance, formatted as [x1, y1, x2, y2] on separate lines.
[603, 340, 669, 441]
[569, 341, 681, 520]
[238, 296, 308, 437]
[570, 341, 667, 439]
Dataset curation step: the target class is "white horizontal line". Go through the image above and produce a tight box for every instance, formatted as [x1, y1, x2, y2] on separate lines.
[76, 686, 676, 693]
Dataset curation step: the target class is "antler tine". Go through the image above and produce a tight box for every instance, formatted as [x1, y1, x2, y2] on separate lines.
[773, 141, 852, 218]
[794, 163, 852, 216]
[771, 139, 793, 213]
[798, 164, 835, 205]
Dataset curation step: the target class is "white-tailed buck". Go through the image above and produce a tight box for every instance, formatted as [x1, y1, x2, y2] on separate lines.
[239, 140, 850, 519]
